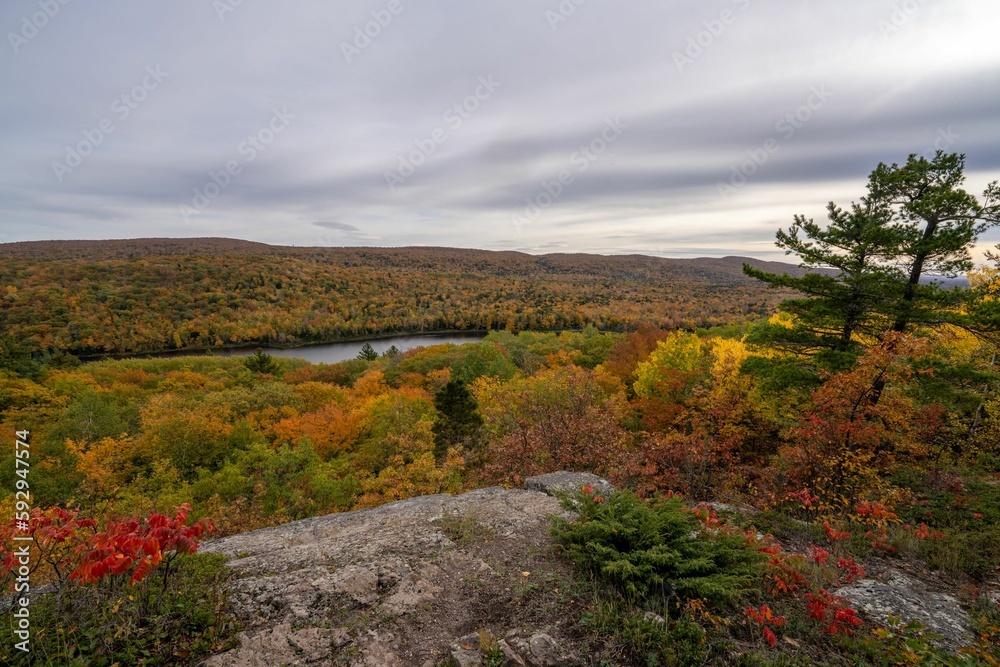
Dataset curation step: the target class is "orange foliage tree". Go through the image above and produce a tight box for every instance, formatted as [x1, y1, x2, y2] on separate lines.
[599, 323, 671, 395]
[272, 400, 367, 459]
[474, 365, 629, 485]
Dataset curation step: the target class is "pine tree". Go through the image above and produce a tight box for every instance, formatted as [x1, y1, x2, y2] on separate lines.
[243, 348, 280, 375]
[746, 152, 1000, 372]
[357, 342, 379, 361]
[870, 152, 1000, 333]
[432, 378, 483, 460]
[744, 198, 904, 369]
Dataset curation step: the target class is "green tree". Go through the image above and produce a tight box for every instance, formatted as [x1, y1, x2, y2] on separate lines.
[452, 342, 518, 384]
[871, 152, 999, 334]
[244, 348, 280, 375]
[744, 198, 903, 368]
[432, 378, 483, 460]
[48, 389, 137, 446]
[746, 152, 1000, 372]
[0, 333, 42, 378]
[357, 342, 379, 361]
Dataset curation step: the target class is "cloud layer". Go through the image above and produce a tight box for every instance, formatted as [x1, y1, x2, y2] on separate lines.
[2, 0, 999, 259]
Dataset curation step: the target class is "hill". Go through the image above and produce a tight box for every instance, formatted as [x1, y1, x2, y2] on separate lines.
[0, 239, 807, 357]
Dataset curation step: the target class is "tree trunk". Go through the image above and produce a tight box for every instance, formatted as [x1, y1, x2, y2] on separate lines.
[870, 218, 939, 405]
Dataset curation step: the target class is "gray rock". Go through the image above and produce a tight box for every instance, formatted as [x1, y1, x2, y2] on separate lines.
[286, 627, 332, 662]
[358, 630, 404, 667]
[835, 569, 973, 647]
[451, 633, 484, 667]
[330, 565, 379, 606]
[988, 589, 999, 606]
[524, 633, 582, 667]
[202, 623, 334, 666]
[527, 633, 560, 667]
[523, 472, 615, 500]
[331, 627, 351, 648]
[200, 485, 577, 665]
[642, 611, 665, 624]
[382, 565, 444, 615]
[498, 639, 527, 666]
[697, 501, 757, 515]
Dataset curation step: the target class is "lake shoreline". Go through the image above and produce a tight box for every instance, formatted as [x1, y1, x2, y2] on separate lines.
[76, 329, 496, 363]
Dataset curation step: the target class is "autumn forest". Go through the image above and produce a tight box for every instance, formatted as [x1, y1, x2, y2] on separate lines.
[0, 241, 800, 359]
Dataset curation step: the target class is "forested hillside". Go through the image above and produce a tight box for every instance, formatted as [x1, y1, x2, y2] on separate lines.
[0, 241, 795, 357]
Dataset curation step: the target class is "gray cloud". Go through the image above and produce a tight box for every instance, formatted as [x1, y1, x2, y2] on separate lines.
[313, 221, 361, 233]
[1, 0, 999, 259]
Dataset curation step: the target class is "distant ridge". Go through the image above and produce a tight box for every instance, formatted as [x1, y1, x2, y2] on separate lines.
[0, 238, 809, 278]
[0, 237, 276, 259]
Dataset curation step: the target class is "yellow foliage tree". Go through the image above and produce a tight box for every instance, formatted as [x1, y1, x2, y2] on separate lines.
[354, 450, 465, 509]
[633, 333, 709, 398]
[67, 435, 143, 496]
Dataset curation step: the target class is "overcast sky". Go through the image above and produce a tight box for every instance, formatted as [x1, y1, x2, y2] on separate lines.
[2, 0, 999, 260]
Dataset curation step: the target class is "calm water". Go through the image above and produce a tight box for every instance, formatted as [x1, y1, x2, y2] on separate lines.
[221, 333, 488, 364]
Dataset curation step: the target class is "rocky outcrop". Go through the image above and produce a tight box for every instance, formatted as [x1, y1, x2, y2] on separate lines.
[834, 566, 973, 647]
[523, 471, 614, 500]
[199, 471, 985, 665]
[201, 473, 610, 666]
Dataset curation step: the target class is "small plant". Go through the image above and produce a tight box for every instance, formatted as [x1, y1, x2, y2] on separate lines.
[513, 571, 540, 599]
[579, 597, 709, 666]
[867, 613, 1000, 666]
[744, 605, 787, 648]
[434, 512, 493, 548]
[479, 630, 505, 667]
[552, 488, 766, 611]
[804, 590, 863, 637]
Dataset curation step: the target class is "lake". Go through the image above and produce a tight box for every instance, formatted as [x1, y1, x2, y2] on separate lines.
[219, 333, 488, 365]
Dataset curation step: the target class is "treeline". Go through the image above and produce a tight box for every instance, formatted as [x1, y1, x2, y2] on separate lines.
[0, 246, 790, 358]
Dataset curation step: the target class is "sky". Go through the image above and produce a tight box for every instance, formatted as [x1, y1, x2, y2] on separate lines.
[1, 0, 999, 261]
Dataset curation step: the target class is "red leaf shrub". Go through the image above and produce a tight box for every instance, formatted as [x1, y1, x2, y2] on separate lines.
[1, 504, 213, 591]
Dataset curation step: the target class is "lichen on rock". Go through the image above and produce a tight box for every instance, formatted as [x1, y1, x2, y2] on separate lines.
[200, 472, 612, 666]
